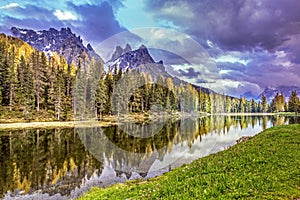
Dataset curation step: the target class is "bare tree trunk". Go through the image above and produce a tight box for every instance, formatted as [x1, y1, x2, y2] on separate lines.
[36, 93, 40, 112]
[9, 86, 13, 111]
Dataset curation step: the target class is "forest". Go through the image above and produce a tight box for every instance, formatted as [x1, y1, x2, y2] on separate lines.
[0, 34, 299, 122]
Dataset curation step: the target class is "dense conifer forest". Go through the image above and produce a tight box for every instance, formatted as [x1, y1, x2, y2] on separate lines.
[0, 34, 299, 121]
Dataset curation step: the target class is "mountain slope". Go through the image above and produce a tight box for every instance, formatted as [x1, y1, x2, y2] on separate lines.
[11, 27, 101, 64]
[106, 44, 192, 86]
[106, 44, 213, 94]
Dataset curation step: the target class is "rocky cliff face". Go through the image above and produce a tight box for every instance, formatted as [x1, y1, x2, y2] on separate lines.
[11, 27, 101, 64]
[106, 44, 181, 83]
[105, 44, 214, 94]
[109, 44, 132, 61]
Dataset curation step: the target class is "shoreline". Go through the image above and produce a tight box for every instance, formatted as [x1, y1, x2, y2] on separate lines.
[0, 112, 296, 130]
[78, 124, 300, 199]
[0, 121, 121, 130]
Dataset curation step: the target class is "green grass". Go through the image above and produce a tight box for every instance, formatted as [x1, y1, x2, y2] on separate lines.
[79, 124, 300, 200]
[276, 112, 298, 116]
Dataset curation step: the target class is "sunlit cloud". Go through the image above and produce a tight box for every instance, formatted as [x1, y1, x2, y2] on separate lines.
[0, 3, 20, 9]
[53, 10, 78, 21]
[215, 54, 251, 65]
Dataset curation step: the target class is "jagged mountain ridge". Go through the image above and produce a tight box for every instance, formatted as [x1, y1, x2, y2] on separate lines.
[110, 44, 132, 61]
[258, 86, 300, 102]
[105, 44, 212, 93]
[106, 44, 185, 86]
[11, 27, 101, 64]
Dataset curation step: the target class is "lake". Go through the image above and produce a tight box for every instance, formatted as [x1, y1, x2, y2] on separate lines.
[1, 115, 299, 199]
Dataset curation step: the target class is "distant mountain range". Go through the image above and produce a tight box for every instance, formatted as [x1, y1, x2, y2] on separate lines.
[242, 86, 300, 102]
[11, 26, 297, 99]
[10, 27, 101, 64]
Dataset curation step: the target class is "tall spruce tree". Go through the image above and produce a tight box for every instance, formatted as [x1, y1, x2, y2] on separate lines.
[288, 90, 299, 115]
[261, 94, 268, 113]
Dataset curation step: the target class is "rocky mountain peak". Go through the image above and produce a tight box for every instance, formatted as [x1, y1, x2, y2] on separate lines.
[110, 43, 132, 61]
[124, 44, 132, 52]
[106, 44, 184, 84]
[10, 26, 101, 64]
[139, 44, 147, 49]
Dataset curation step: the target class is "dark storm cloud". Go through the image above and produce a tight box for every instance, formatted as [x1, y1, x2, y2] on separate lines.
[144, 0, 300, 51]
[217, 62, 246, 72]
[178, 68, 201, 78]
[68, 1, 127, 44]
[0, 5, 65, 31]
[145, 0, 300, 95]
[278, 34, 300, 64]
[0, 1, 133, 46]
[196, 79, 214, 84]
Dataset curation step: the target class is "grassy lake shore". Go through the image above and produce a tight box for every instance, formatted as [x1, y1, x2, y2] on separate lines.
[78, 124, 300, 200]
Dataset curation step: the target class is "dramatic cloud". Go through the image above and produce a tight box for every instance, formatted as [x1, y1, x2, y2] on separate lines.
[0, 5, 65, 30]
[0, 3, 20, 9]
[0, 1, 130, 46]
[68, 1, 127, 44]
[140, 0, 300, 95]
[53, 10, 78, 21]
[144, 0, 300, 51]
[178, 67, 201, 78]
[0, 0, 299, 96]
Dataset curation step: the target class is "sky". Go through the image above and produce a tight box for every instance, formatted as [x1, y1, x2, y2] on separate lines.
[0, 0, 300, 97]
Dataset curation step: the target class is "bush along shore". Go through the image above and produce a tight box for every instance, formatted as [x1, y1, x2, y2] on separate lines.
[79, 124, 300, 200]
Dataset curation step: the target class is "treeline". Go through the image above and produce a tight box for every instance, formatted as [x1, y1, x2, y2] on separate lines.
[0, 34, 299, 121]
[256, 91, 300, 114]
[0, 34, 76, 121]
[79, 62, 300, 119]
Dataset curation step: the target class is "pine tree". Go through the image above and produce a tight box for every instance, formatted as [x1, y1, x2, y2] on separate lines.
[15, 55, 35, 119]
[104, 70, 113, 115]
[31, 51, 48, 112]
[239, 98, 245, 113]
[0, 60, 9, 107]
[288, 90, 299, 115]
[250, 99, 257, 113]
[261, 94, 268, 113]
[8, 45, 18, 111]
[225, 96, 232, 113]
[52, 60, 66, 120]
[166, 77, 175, 112]
[95, 74, 107, 119]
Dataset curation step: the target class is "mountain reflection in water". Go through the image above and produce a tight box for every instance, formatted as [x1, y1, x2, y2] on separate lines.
[0, 115, 299, 199]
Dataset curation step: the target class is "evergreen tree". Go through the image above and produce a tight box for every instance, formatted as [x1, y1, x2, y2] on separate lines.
[8, 45, 18, 111]
[104, 70, 114, 115]
[16, 55, 34, 118]
[288, 90, 299, 115]
[261, 94, 268, 113]
[250, 99, 257, 113]
[225, 96, 232, 113]
[95, 74, 107, 119]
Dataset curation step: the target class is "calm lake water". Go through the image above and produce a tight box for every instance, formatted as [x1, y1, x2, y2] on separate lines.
[0, 115, 299, 199]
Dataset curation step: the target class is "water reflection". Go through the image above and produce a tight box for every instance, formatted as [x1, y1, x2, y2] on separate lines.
[0, 115, 299, 198]
[0, 129, 102, 198]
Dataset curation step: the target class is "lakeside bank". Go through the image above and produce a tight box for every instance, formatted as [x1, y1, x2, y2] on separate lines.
[1, 112, 296, 130]
[78, 124, 300, 200]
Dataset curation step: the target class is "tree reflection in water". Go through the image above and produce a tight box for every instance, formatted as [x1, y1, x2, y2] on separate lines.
[0, 115, 298, 198]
